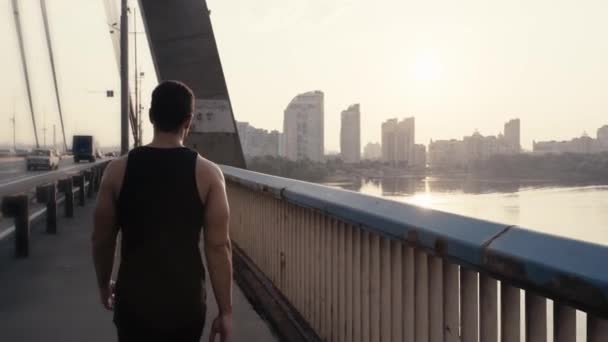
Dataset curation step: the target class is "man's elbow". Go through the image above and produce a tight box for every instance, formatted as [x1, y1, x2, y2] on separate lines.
[205, 238, 231, 254]
[91, 225, 117, 252]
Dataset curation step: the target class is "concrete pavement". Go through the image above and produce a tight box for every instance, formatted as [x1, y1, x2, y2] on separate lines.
[0, 198, 278, 341]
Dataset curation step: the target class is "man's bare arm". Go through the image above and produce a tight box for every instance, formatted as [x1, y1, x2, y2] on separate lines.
[92, 161, 121, 308]
[201, 162, 233, 316]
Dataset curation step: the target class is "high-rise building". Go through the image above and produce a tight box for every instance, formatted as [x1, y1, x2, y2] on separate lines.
[381, 117, 415, 165]
[504, 119, 521, 153]
[598, 125, 608, 147]
[236, 122, 280, 158]
[363, 142, 382, 160]
[429, 139, 466, 169]
[282, 91, 324, 162]
[340, 104, 361, 163]
[429, 119, 521, 169]
[413, 144, 427, 168]
[382, 119, 398, 163]
[534, 132, 608, 154]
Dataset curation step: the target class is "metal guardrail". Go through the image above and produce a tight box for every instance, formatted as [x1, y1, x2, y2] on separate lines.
[0, 161, 110, 257]
[222, 165, 608, 342]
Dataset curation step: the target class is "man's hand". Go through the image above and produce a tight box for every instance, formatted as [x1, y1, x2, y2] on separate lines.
[208, 313, 232, 342]
[99, 280, 115, 310]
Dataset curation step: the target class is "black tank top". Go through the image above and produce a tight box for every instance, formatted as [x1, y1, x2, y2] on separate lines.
[115, 146, 205, 326]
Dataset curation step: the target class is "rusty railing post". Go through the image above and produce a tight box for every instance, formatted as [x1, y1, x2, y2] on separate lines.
[84, 170, 93, 199]
[45, 183, 57, 234]
[73, 174, 85, 206]
[36, 183, 57, 234]
[93, 167, 100, 193]
[58, 177, 74, 218]
[2, 195, 30, 258]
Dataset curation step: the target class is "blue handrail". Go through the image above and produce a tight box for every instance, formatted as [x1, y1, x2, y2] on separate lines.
[222, 165, 608, 318]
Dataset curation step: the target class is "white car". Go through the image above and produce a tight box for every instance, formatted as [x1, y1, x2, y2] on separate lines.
[26, 149, 60, 171]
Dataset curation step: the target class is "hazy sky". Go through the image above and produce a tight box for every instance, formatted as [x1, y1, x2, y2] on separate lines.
[1, 0, 607, 151]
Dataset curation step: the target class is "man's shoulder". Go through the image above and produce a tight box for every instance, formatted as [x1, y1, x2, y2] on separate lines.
[195, 155, 224, 183]
[105, 155, 128, 175]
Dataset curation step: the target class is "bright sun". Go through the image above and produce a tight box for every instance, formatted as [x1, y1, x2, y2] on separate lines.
[410, 51, 443, 81]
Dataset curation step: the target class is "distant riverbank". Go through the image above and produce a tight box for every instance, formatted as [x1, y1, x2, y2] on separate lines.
[247, 153, 608, 185]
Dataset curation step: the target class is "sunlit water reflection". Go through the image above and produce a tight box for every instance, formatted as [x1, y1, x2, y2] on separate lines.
[326, 176, 608, 246]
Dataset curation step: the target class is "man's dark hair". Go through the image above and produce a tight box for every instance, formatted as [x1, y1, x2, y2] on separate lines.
[149, 80, 195, 132]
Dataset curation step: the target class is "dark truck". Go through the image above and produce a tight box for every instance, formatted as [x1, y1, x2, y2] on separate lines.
[72, 135, 96, 163]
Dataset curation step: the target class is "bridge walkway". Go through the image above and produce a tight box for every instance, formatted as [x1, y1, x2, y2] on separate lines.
[0, 197, 278, 341]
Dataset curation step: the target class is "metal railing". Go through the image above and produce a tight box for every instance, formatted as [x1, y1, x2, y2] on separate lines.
[222, 165, 608, 342]
[0, 161, 110, 257]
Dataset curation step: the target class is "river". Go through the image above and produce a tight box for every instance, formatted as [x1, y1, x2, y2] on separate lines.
[326, 176, 608, 246]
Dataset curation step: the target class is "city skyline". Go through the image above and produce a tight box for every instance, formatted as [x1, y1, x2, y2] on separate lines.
[1, 0, 607, 151]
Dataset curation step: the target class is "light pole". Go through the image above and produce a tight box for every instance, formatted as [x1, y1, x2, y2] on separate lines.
[137, 72, 145, 146]
[115, 3, 145, 150]
[120, 0, 129, 155]
[11, 97, 16, 151]
[133, 7, 140, 147]
[10, 116, 16, 151]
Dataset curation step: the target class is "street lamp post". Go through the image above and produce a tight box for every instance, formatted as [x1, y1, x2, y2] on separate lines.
[137, 72, 145, 146]
[120, 0, 129, 155]
[11, 97, 16, 151]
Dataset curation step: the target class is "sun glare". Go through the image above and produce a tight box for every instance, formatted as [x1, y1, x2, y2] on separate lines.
[410, 51, 443, 81]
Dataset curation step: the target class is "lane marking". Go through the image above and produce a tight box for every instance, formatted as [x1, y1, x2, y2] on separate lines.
[0, 207, 46, 241]
[0, 163, 96, 188]
[0, 195, 66, 242]
[0, 226, 15, 241]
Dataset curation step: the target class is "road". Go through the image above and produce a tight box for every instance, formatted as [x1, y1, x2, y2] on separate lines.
[0, 157, 110, 198]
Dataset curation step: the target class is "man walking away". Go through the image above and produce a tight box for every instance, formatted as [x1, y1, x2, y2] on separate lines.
[93, 81, 233, 342]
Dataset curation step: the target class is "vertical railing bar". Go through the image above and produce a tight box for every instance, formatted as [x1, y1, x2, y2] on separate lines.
[501, 283, 521, 342]
[525, 293, 547, 342]
[461, 269, 479, 342]
[370, 234, 381, 342]
[345, 224, 354, 342]
[415, 250, 429, 342]
[297, 207, 305, 314]
[307, 211, 314, 325]
[273, 198, 279, 284]
[296, 206, 302, 311]
[288, 204, 295, 304]
[480, 275, 498, 342]
[361, 230, 371, 342]
[338, 221, 346, 342]
[429, 256, 444, 342]
[312, 212, 320, 332]
[390, 240, 403, 342]
[403, 245, 415, 342]
[257, 196, 263, 273]
[320, 214, 328, 340]
[554, 303, 576, 342]
[279, 198, 286, 291]
[326, 217, 332, 340]
[353, 227, 362, 342]
[304, 210, 311, 322]
[253, 190, 258, 269]
[380, 237, 392, 342]
[588, 315, 608, 342]
[332, 219, 339, 342]
[443, 262, 460, 342]
[263, 193, 268, 278]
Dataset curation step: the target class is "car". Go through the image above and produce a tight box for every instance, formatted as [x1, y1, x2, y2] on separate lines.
[26, 148, 60, 171]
